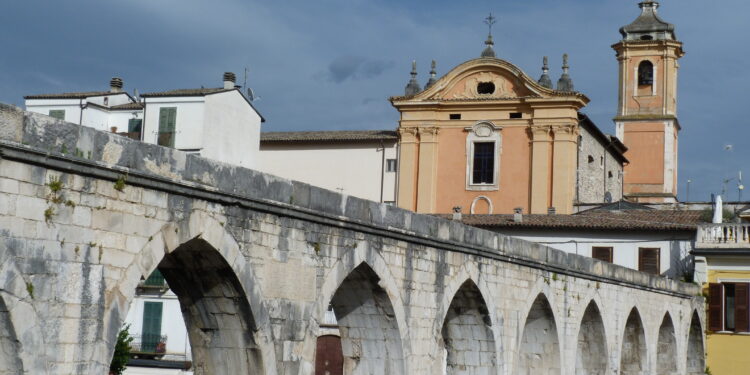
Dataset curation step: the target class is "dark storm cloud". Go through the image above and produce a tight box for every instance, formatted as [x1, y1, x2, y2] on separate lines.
[326, 56, 395, 83]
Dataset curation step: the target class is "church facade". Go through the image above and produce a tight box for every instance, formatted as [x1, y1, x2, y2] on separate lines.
[391, 0, 682, 215]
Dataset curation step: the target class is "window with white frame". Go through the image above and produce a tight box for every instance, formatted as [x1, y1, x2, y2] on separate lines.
[465, 122, 502, 191]
[386, 159, 397, 173]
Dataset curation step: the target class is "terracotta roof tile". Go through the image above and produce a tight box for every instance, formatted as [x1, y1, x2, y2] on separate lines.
[24, 91, 117, 100]
[140, 88, 233, 98]
[261, 130, 398, 143]
[439, 209, 705, 231]
[110, 102, 143, 110]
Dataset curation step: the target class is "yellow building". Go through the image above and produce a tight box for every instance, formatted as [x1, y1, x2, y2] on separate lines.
[695, 221, 750, 374]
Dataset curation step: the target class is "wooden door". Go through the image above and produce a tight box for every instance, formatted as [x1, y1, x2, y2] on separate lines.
[315, 335, 343, 375]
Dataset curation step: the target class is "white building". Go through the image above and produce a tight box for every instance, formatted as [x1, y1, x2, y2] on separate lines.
[24, 73, 265, 169]
[258, 130, 399, 203]
[451, 201, 704, 280]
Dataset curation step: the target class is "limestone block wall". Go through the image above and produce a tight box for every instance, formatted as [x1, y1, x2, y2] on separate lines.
[0, 104, 704, 375]
[577, 124, 624, 204]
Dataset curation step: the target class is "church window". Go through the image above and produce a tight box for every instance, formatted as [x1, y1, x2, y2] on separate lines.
[509, 112, 522, 119]
[640, 35, 653, 41]
[638, 61, 654, 86]
[477, 82, 495, 95]
[450, 113, 462, 120]
[466, 122, 501, 191]
[472, 142, 495, 184]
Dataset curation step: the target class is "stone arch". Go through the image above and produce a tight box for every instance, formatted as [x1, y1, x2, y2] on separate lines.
[518, 293, 561, 375]
[620, 308, 648, 375]
[470, 196, 493, 214]
[440, 279, 497, 374]
[105, 210, 277, 375]
[0, 257, 48, 374]
[656, 312, 678, 374]
[311, 243, 409, 374]
[575, 300, 608, 375]
[686, 310, 705, 375]
[328, 262, 405, 375]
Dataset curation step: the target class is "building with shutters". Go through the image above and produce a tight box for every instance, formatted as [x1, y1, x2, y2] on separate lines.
[694, 220, 750, 374]
[444, 201, 704, 279]
[24, 72, 265, 169]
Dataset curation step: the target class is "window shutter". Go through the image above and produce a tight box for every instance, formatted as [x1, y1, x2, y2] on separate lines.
[158, 107, 176, 147]
[638, 248, 660, 275]
[592, 247, 613, 263]
[736, 283, 749, 332]
[708, 283, 723, 331]
[141, 301, 163, 352]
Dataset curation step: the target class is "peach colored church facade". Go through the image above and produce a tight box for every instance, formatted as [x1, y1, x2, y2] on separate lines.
[392, 1, 683, 215]
[391, 59, 589, 215]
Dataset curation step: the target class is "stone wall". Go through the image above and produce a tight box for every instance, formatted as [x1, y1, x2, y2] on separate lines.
[577, 124, 624, 204]
[0, 104, 705, 374]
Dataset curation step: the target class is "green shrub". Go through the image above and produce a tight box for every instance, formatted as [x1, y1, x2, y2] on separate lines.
[109, 325, 133, 375]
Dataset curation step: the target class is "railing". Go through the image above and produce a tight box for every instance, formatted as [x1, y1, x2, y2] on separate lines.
[130, 334, 168, 356]
[696, 223, 750, 248]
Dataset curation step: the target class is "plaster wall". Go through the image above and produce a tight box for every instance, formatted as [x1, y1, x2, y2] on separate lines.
[203, 91, 261, 169]
[495, 229, 694, 279]
[258, 142, 397, 203]
[142, 98, 205, 151]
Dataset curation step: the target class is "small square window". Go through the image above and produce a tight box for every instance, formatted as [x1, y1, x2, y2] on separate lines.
[449, 114, 462, 120]
[592, 247, 613, 263]
[638, 248, 660, 275]
[49, 110, 65, 120]
[386, 159, 397, 172]
[509, 112, 522, 119]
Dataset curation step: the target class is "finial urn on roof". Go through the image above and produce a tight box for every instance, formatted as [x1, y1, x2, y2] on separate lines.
[425, 60, 438, 89]
[404, 60, 422, 96]
[538, 56, 553, 89]
[556, 54, 575, 92]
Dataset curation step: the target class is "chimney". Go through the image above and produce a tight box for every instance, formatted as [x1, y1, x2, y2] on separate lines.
[110, 77, 123, 93]
[513, 207, 523, 223]
[223, 72, 236, 89]
[548, 207, 556, 215]
[452, 206, 462, 221]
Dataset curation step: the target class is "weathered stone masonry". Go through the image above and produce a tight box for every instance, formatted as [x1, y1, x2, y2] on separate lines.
[0, 103, 704, 374]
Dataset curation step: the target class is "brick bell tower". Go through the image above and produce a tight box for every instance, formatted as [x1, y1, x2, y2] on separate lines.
[613, 1, 685, 203]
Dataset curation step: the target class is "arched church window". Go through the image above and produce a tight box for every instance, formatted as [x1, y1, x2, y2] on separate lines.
[638, 61, 654, 86]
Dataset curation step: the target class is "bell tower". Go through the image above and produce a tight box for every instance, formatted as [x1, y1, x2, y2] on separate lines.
[613, 1, 684, 203]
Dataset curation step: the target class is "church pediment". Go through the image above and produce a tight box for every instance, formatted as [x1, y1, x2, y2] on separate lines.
[438, 70, 530, 100]
[394, 58, 588, 103]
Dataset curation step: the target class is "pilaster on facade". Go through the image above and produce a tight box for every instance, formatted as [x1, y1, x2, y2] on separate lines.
[416, 126, 440, 213]
[529, 125, 553, 214]
[397, 127, 420, 211]
[551, 124, 580, 214]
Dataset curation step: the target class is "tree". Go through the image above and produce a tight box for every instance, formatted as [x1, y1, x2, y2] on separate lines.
[109, 325, 133, 375]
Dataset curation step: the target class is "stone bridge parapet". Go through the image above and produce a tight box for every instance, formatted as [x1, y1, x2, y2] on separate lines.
[0, 103, 705, 374]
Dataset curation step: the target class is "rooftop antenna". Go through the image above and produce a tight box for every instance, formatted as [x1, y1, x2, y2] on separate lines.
[243, 67, 260, 101]
[739, 171, 745, 202]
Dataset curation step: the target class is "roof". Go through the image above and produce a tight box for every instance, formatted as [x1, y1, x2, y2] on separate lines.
[261, 130, 398, 143]
[139, 87, 233, 98]
[578, 113, 628, 164]
[441, 209, 704, 232]
[620, 1, 676, 40]
[140, 87, 266, 122]
[24, 91, 125, 100]
[110, 102, 144, 110]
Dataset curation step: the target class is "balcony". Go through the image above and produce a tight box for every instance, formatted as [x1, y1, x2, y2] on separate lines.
[696, 223, 750, 249]
[130, 334, 168, 359]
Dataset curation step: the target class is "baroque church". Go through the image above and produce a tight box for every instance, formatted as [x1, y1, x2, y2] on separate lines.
[391, 0, 683, 215]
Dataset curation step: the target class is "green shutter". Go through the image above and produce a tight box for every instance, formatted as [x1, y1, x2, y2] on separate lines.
[143, 270, 165, 287]
[157, 107, 176, 147]
[128, 118, 142, 133]
[141, 301, 163, 352]
[49, 110, 65, 120]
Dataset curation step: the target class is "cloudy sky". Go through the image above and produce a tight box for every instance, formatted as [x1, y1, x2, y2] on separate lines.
[1, 0, 747, 202]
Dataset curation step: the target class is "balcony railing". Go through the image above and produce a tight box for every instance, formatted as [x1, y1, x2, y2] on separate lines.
[130, 334, 168, 357]
[696, 223, 750, 248]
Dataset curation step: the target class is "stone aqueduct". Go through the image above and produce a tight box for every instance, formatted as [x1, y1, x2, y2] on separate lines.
[0, 104, 704, 374]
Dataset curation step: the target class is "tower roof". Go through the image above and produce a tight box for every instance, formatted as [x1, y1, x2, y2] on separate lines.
[620, 1, 676, 41]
